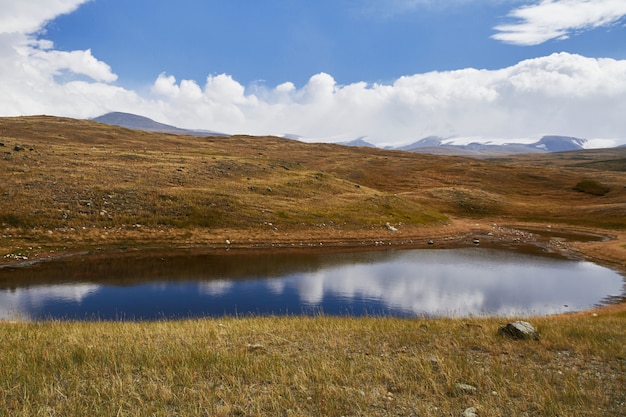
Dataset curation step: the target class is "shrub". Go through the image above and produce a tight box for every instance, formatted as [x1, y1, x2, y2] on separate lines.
[0, 213, 32, 228]
[573, 179, 610, 196]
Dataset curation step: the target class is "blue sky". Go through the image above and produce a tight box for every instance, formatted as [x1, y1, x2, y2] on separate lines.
[45, 1, 519, 88]
[1, 0, 626, 147]
[44, 0, 624, 88]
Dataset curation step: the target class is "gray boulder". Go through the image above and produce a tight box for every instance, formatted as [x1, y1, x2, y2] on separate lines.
[461, 407, 478, 417]
[455, 383, 477, 395]
[498, 321, 539, 340]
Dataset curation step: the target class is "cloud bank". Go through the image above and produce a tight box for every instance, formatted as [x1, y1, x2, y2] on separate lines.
[1, 0, 626, 147]
[149, 54, 626, 147]
[493, 0, 626, 45]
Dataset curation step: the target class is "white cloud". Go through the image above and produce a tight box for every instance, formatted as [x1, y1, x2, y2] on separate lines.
[275, 82, 296, 94]
[0, 0, 130, 117]
[493, 0, 626, 46]
[145, 52, 626, 147]
[30, 47, 118, 83]
[0, 0, 88, 34]
[0, 30, 135, 117]
[152, 73, 180, 97]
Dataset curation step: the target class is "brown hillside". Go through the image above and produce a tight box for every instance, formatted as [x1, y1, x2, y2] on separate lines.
[1, 116, 625, 267]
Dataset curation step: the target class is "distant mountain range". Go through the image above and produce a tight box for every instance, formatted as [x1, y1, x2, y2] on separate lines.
[396, 135, 588, 154]
[340, 135, 592, 155]
[91, 112, 227, 137]
[92, 112, 613, 155]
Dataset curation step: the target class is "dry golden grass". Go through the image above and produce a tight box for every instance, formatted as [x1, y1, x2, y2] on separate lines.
[1, 310, 625, 416]
[1, 115, 625, 267]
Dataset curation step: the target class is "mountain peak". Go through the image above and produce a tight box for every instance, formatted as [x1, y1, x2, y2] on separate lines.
[92, 112, 183, 132]
[396, 136, 445, 151]
[91, 112, 227, 136]
[531, 135, 587, 152]
[338, 137, 377, 148]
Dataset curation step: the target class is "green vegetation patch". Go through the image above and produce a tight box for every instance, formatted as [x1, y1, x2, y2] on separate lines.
[0, 213, 34, 228]
[573, 179, 610, 196]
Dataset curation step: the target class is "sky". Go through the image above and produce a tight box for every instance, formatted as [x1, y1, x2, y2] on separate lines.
[1, 0, 626, 147]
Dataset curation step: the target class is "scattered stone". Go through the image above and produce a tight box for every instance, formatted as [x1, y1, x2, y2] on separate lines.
[428, 240, 434, 245]
[247, 343, 264, 351]
[498, 321, 539, 340]
[460, 406, 478, 417]
[4, 253, 28, 261]
[13, 145, 24, 152]
[385, 222, 398, 232]
[473, 238, 480, 244]
[455, 383, 477, 395]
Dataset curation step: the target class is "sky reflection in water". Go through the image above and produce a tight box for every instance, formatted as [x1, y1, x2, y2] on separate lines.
[0, 248, 623, 320]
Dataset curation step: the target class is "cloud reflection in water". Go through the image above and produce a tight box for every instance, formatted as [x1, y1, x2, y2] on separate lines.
[0, 248, 622, 320]
[255, 249, 623, 316]
[0, 284, 101, 320]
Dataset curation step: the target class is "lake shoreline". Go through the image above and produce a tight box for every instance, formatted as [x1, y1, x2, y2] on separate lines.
[2, 219, 624, 268]
[3, 219, 625, 277]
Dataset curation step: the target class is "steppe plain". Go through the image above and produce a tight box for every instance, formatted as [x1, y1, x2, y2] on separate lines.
[0, 116, 624, 416]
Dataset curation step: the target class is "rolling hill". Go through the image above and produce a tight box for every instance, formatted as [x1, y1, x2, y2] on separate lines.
[0, 114, 624, 266]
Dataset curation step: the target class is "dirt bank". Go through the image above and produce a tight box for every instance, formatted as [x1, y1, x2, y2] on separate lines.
[2, 218, 625, 274]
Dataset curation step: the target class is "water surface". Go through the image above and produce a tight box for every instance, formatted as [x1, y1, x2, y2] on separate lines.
[0, 248, 623, 320]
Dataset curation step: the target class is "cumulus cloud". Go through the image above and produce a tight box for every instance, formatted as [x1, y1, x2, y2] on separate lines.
[30, 47, 118, 83]
[0, 0, 139, 117]
[493, 0, 626, 45]
[143, 52, 626, 147]
[0, 0, 87, 34]
[0, 31, 135, 117]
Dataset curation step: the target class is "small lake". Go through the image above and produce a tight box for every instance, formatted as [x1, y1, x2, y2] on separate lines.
[0, 248, 623, 320]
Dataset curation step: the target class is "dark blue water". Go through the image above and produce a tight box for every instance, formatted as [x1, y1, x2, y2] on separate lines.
[0, 248, 623, 320]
